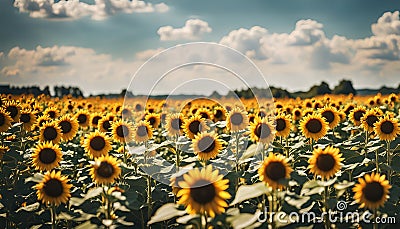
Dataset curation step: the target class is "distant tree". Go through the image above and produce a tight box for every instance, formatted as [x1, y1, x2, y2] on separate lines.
[333, 80, 356, 95]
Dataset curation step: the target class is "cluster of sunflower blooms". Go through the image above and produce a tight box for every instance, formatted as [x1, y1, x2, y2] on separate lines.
[0, 92, 399, 228]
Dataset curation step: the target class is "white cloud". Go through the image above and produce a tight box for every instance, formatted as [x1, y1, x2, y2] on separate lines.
[157, 19, 212, 41]
[135, 48, 165, 61]
[371, 11, 400, 36]
[13, 0, 169, 20]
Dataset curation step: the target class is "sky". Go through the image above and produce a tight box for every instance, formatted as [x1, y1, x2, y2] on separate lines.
[0, 0, 400, 96]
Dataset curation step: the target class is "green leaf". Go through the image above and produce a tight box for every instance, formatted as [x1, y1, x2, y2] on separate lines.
[24, 173, 44, 184]
[148, 203, 186, 225]
[227, 210, 262, 229]
[334, 181, 355, 190]
[230, 182, 270, 206]
[285, 196, 310, 209]
[70, 187, 103, 206]
[16, 202, 40, 212]
[75, 221, 98, 229]
[239, 144, 261, 164]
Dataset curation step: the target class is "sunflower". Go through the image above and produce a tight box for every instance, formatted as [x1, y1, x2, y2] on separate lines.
[361, 108, 383, 133]
[90, 113, 103, 128]
[292, 108, 302, 121]
[274, 114, 291, 138]
[133, 120, 153, 143]
[111, 120, 134, 143]
[83, 131, 112, 158]
[349, 106, 366, 126]
[0, 108, 13, 133]
[248, 113, 256, 123]
[57, 115, 79, 141]
[258, 153, 292, 189]
[35, 171, 72, 206]
[90, 155, 121, 185]
[98, 114, 115, 132]
[319, 106, 340, 129]
[195, 108, 214, 121]
[145, 113, 161, 129]
[19, 109, 37, 131]
[165, 113, 184, 136]
[75, 110, 90, 128]
[343, 103, 355, 115]
[43, 107, 59, 119]
[374, 116, 400, 141]
[3, 100, 21, 122]
[213, 106, 227, 122]
[39, 122, 62, 144]
[192, 132, 223, 161]
[121, 107, 133, 119]
[183, 115, 209, 139]
[226, 108, 249, 132]
[34, 115, 51, 130]
[249, 117, 276, 144]
[303, 108, 314, 117]
[300, 113, 328, 141]
[257, 109, 268, 118]
[353, 173, 391, 210]
[0, 145, 9, 160]
[388, 93, 398, 104]
[177, 165, 231, 218]
[308, 146, 343, 180]
[32, 142, 62, 171]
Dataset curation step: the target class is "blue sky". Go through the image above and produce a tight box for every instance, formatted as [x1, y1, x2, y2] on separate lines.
[1, 0, 400, 95]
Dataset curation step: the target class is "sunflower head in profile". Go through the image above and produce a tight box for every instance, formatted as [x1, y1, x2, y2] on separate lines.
[226, 108, 249, 132]
[177, 165, 231, 218]
[0, 108, 13, 133]
[258, 153, 292, 189]
[388, 93, 398, 104]
[75, 110, 90, 128]
[319, 106, 340, 129]
[213, 106, 227, 122]
[111, 120, 134, 143]
[4, 100, 21, 122]
[165, 113, 184, 137]
[183, 115, 209, 139]
[192, 132, 223, 161]
[19, 109, 37, 131]
[98, 114, 115, 132]
[249, 117, 276, 144]
[57, 115, 79, 142]
[39, 122, 62, 144]
[349, 106, 366, 126]
[308, 146, 343, 180]
[43, 107, 59, 119]
[35, 171, 72, 206]
[353, 173, 391, 210]
[90, 155, 121, 185]
[90, 113, 103, 128]
[145, 113, 161, 129]
[361, 108, 383, 133]
[83, 131, 112, 158]
[299, 113, 328, 141]
[374, 115, 400, 141]
[32, 142, 62, 171]
[195, 108, 214, 121]
[274, 114, 292, 138]
[133, 120, 153, 143]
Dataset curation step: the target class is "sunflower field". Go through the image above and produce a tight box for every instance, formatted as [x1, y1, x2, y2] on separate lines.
[0, 92, 399, 229]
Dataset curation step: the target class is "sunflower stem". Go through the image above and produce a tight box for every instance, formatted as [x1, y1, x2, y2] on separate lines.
[375, 149, 379, 173]
[50, 203, 57, 229]
[271, 190, 276, 229]
[202, 211, 208, 229]
[323, 185, 330, 229]
[175, 137, 180, 172]
[386, 141, 391, 184]
[373, 209, 378, 229]
[147, 175, 153, 220]
[234, 131, 240, 192]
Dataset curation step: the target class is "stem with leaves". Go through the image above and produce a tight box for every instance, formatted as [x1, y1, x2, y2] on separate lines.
[386, 141, 392, 184]
[50, 204, 57, 229]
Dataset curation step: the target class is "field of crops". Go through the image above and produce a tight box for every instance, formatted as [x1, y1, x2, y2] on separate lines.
[0, 93, 399, 229]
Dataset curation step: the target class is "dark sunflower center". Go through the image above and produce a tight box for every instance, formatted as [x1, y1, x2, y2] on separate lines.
[354, 111, 365, 121]
[135, 104, 142, 111]
[276, 119, 286, 131]
[20, 113, 31, 123]
[137, 125, 148, 137]
[197, 136, 216, 153]
[215, 110, 223, 118]
[90, 136, 106, 151]
[77, 114, 87, 124]
[122, 109, 130, 116]
[0, 114, 5, 126]
[380, 121, 394, 134]
[322, 111, 334, 123]
[295, 110, 301, 116]
[43, 179, 63, 197]
[97, 161, 114, 178]
[230, 113, 244, 125]
[116, 125, 129, 137]
[43, 127, 58, 140]
[265, 162, 286, 181]
[171, 118, 183, 130]
[92, 116, 101, 125]
[249, 116, 255, 123]
[305, 119, 322, 133]
[68, 104, 73, 110]
[102, 120, 111, 131]
[48, 111, 56, 118]
[316, 154, 335, 172]
[148, 117, 156, 126]
[59, 121, 72, 134]
[255, 123, 271, 139]
[363, 181, 384, 202]
[39, 119, 48, 127]
[6, 106, 18, 118]
[200, 112, 209, 119]
[345, 105, 355, 114]
[39, 148, 57, 164]
[366, 115, 378, 127]
[189, 120, 202, 134]
[190, 180, 216, 204]
[258, 111, 267, 118]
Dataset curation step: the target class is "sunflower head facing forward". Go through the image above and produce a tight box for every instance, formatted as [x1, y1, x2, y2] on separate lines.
[57, 115, 79, 142]
[133, 120, 153, 143]
[90, 155, 121, 185]
[35, 171, 72, 206]
[374, 115, 400, 141]
[0, 108, 13, 133]
[308, 146, 343, 180]
[183, 115, 209, 139]
[353, 173, 391, 210]
[177, 165, 231, 218]
[274, 114, 292, 138]
[111, 120, 134, 143]
[83, 131, 112, 158]
[226, 107, 249, 132]
[192, 132, 223, 161]
[299, 113, 329, 141]
[249, 117, 276, 144]
[32, 142, 63, 171]
[39, 122, 62, 144]
[258, 153, 292, 189]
